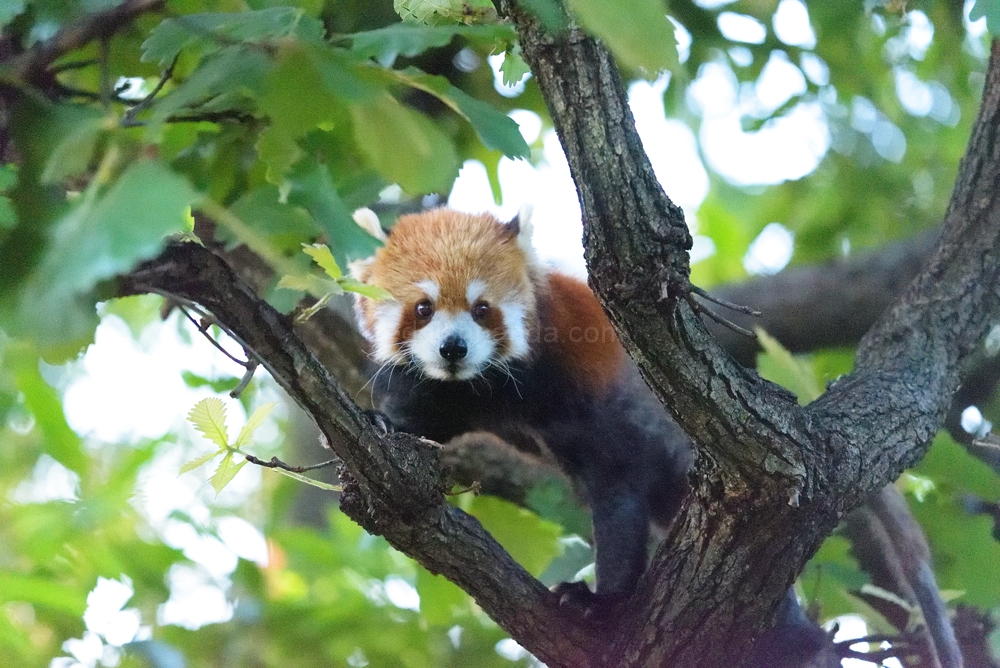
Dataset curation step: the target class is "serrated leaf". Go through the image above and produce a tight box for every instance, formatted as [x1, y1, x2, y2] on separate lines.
[179, 450, 223, 475]
[210, 451, 247, 494]
[565, 0, 677, 74]
[350, 23, 515, 63]
[303, 244, 343, 279]
[390, 67, 529, 158]
[970, 0, 1000, 34]
[142, 8, 325, 66]
[501, 46, 531, 87]
[339, 279, 392, 300]
[394, 0, 497, 25]
[187, 397, 231, 450]
[2, 159, 197, 358]
[277, 274, 327, 292]
[234, 401, 278, 448]
[349, 93, 459, 193]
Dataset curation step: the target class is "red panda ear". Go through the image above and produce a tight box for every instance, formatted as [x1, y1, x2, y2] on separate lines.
[501, 214, 520, 241]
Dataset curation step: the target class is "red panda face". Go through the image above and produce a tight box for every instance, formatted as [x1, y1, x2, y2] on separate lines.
[351, 209, 539, 381]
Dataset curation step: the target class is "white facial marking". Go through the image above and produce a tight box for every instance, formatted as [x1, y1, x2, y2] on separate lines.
[415, 279, 440, 301]
[499, 301, 530, 359]
[466, 279, 486, 305]
[371, 302, 404, 362]
[410, 311, 495, 380]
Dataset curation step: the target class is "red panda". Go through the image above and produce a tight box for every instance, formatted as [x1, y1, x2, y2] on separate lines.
[350, 207, 693, 609]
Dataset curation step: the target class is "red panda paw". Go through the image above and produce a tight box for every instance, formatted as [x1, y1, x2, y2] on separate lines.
[550, 581, 625, 622]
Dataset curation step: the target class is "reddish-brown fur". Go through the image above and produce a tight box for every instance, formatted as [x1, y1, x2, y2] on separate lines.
[540, 273, 627, 392]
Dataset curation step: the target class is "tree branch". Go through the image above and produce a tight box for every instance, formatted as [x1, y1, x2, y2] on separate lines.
[505, 0, 1000, 663]
[118, 242, 600, 667]
[3, 0, 166, 88]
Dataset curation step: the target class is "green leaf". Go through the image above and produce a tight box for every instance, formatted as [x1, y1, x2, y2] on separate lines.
[350, 24, 515, 63]
[8, 344, 86, 473]
[467, 495, 562, 577]
[0, 196, 15, 230]
[0, 1, 25, 27]
[302, 244, 343, 279]
[2, 159, 197, 358]
[520, 0, 568, 32]
[267, 467, 341, 491]
[277, 273, 331, 293]
[210, 451, 247, 494]
[0, 573, 87, 616]
[142, 7, 325, 66]
[908, 433, 1000, 608]
[234, 401, 278, 448]
[500, 45, 531, 88]
[394, 0, 497, 26]
[284, 158, 382, 267]
[339, 278, 392, 300]
[187, 397, 231, 450]
[349, 93, 460, 193]
[970, 0, 1000, 34]
[800, 534, 869, 621]
[40, 114, 106, 186]
[0, 164, 17, 191]
[564, 0, 677, 74]
[755, 327, 823, 404]
[179, 450, 223, 475]
[254, 45, 343, 182]
[390, 67, 529, 158]
[146, 47, 271, 133]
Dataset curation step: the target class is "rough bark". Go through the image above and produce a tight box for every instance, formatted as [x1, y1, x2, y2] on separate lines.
[119, 244, 599, 667]
[506, 1, 1000, 664]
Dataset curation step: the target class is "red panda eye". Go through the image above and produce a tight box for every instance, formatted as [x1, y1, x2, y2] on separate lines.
[415, 300, 434, 319]
[472, 301, 490, 320]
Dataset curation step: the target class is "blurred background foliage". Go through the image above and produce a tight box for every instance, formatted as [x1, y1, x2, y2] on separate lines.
[0, 0, 999, 666]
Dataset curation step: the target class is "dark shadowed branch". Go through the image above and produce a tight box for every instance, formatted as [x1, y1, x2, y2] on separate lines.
[118, 242, 601, 667]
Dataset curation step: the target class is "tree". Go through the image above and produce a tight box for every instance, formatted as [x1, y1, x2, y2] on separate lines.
[1, 1, 999, 667]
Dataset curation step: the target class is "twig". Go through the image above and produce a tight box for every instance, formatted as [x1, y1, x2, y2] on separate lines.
[689, 285, 761, 317]
[244, 455, 339, 473]
[446, 482, 482, 496]
[8, 0, 166, 84]
[121, 55, 178, 127]
[686, 294, 757, 339]
[177, 304, 250, 368]
[230, 358, 259, 398]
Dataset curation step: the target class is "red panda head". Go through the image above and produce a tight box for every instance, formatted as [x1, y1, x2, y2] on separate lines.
[351, 208, 540, 381]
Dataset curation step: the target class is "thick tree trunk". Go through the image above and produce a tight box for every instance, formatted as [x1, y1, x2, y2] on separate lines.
[505, 2, 1000, 665]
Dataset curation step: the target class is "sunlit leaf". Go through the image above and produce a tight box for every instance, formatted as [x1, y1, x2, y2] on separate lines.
[142, 7, 324, 66]
[187, 397, 231, 450]
[234, 401, 278, 448]
[339, 279, 391, 300]
[302, 244, 343, 279]
[210, 451, 247, 494]
[755, 327, 823, 404]
[501, 46, 530, 87]
[564, 0, 677, 74]
[349, 93, 459, 193]
[467, 495, 562, 576]
[390, 67, 529, 158]
[179, 450, 223, 475]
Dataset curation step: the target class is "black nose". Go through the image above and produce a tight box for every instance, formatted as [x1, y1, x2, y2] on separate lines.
[439, 335, 468, 362]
